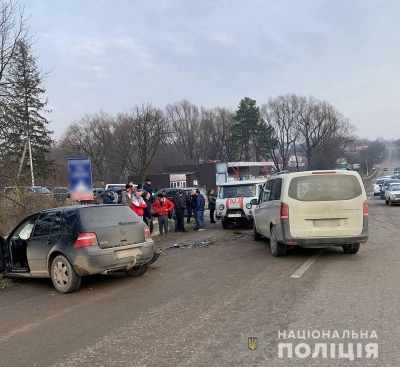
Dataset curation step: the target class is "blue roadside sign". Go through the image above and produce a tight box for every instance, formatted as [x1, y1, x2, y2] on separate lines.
[68, 158, 94, 201]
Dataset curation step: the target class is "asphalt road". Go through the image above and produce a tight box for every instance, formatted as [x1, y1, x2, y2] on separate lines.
[1, 154, 400, 367]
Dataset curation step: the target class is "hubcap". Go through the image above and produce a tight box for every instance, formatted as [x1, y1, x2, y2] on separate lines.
[54, 261, 69, 287]
[271, 230, 276, 254]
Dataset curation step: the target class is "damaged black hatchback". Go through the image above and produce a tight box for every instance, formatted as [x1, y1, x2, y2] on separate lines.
[0, 205, 156, 293]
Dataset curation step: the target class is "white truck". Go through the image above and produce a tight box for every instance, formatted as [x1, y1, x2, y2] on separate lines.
[216, 179, 265, 229]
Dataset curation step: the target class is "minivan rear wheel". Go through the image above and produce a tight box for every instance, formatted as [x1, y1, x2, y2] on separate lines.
[342, 243, 360, 254]
[127, 264, 148, 277]
[51, 255, 81, 293]
[270, 227, 285, 257]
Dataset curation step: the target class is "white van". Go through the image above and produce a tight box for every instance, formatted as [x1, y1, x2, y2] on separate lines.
[216, 179, 265, 229]
[253, 170, 369, 256]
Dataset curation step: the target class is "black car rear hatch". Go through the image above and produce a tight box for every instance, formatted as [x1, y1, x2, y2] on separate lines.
[78, 205, 145, 249]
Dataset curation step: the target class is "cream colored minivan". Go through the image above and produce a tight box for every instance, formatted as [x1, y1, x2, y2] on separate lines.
[253, 170, 369, 256]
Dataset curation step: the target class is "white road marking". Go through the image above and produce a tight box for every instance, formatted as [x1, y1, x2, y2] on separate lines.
[290, 250, 324, 279]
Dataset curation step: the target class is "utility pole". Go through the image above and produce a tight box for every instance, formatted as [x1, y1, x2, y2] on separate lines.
[28, 133, 35, 186]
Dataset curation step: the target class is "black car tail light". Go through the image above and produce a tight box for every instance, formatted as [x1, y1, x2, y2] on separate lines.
[74, 232, 99, 248]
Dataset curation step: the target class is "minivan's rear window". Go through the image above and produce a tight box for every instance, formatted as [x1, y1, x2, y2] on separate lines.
[80, 206, 140, 229]
[288, 175, 363, 201]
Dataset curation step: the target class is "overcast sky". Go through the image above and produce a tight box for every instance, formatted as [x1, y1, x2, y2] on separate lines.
[24, 0, 399, 141]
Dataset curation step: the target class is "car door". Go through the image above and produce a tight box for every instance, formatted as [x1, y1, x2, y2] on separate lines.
[264, 178, 282, 238]
[27, 211, 62, 275]
[255, 180, 272, 235]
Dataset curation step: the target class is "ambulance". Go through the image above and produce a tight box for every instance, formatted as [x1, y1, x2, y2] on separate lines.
[216, 179, 265, 229]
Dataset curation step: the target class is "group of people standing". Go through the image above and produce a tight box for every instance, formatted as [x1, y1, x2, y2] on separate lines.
[106, 177, 217, 238]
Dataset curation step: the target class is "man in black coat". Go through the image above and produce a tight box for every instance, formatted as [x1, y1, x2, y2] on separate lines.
[174, 190, 187, 232]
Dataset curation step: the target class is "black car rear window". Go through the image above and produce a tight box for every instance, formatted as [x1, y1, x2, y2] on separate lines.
[79, 205, 140, 230]
[288, 174, 363, 201]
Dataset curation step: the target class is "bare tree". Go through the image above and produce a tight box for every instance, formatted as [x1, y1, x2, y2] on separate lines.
[297, 97, 356, 170]
[165, 100, 201, 163]
[113, 104, 169, 183]
[59, 111, 115, 181]
[262, 94, 300, 171]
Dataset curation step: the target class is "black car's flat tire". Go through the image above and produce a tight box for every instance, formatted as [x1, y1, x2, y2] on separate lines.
[51, 255, 81, 293]
[253, 222, 262, 241]
[127, 264, 148, 277]
[342, 243, 360, 254]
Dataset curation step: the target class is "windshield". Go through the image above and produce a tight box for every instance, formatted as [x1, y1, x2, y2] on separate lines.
[389, 185, 400, 191]
[219, 184, 256, 198]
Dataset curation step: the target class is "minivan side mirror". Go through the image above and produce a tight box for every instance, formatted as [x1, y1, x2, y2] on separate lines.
[250, 198, 258, 206]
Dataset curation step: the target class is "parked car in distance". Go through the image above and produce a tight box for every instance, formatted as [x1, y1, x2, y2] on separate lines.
[383, 167, 389, 172]
[0, 205, 156, 293]
[52, 187, 70, 198]
[379, 179, 400, 200]
[93, 187, 104, 196]
[30, 186, 53, 194]
[373, 176, 392, 196]
[3, 186, 36, 195]
[384, 183, 400, 206]
[253, 170, 368, 256]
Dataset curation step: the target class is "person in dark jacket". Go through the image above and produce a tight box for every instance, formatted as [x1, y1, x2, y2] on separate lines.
[103, 190, 115, 204]
[195, 189, 205, 231]
[142, 191, 153, 234]
[207, 189, 216, 223]
[185, 192, 193, 224]
[190, 189, 198, 229]
[143, 178, 153, 197]
[174, 190, 187, 232]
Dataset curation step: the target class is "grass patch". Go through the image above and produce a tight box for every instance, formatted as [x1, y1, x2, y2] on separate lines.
[0, 276, 14, 289]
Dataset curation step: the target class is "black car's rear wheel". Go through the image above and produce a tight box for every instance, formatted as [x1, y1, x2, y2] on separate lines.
[51, 255, 81, 293]
[127, 264, 148, 277]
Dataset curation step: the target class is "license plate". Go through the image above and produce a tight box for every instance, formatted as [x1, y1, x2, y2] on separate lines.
[313, 219, 340, 228]
[115, 247, 141, 259]
[228, 214, 242, 218]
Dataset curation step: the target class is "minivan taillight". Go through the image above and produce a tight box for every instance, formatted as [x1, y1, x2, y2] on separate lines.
[280, 202, 289, 220]
[74, 232, 98, 248]
[144, 225, 151, 238]
[363, 200, 369, 217]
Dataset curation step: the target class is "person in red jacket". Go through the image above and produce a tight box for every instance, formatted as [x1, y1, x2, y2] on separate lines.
[152, 193, 174, 238]
[131, 189, 147, 219]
